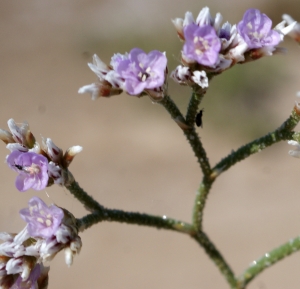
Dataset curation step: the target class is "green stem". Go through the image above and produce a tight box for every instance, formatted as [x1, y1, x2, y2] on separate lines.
[160, 93, 235, 287]
[212, 108, 300, 178]
[159, 95, 211, 176]
[77, 210, 237, 288]
[184, 89, 211, 176]
[185, 89, 204, 126]
[67, 177, 235, 287]
[192, 177, 213, 231]
[65, 179, 104, 212]
[193, 231, 237, 288]
[237, 235, 300, 288]
[66, 180, 195, 235]
[76, 210, 195, 234]
[183, 128, 211, 175]
[158, 94, 184, 120]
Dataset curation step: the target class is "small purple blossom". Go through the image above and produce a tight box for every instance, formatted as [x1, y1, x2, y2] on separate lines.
[6, 151, 49, 192]
[183, 24, 221, 66]
[237, 9, 281, 49]
[19, 197, 64, 240]
[115, 48, 167, 95]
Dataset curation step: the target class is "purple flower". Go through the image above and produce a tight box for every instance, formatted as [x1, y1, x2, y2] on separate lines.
[183, 24, 221, 66]
[237, 9, 281, 49]
[115, 48, 167, 95]
[6, 151, 49, 192]
[19, 197, 64, 240]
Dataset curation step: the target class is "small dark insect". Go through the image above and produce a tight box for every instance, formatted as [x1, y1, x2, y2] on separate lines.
[195, 109, 204, 128]
[14, 164, 24, 170]
[14, 164, 32, 173]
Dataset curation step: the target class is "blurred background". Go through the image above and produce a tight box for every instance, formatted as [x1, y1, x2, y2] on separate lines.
[1, 0, 300, 288]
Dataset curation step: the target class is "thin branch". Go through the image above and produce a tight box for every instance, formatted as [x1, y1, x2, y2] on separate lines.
[237, 235, 300, 288]
[193, 231, 237, 288]
[212, 107, 300, 179]
[66, 180, 195, 235]
[159, 95, 211, 176]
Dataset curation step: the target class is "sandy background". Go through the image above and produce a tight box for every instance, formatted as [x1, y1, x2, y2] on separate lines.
[1, 1, 300, 288]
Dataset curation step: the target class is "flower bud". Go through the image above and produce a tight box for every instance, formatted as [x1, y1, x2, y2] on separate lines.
[7, 119, 36, 149]
[42, 138, 63, 164]
[63, 146, 83, 167]
[282, 14, 300, 43]
[64, 236, 82, 267]
[0, 129, 14, 144]
[172, 17, 184, 40]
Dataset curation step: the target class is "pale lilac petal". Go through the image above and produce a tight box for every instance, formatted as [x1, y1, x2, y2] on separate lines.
[116, 48, 167, 95]
[183, 24, 221, 66]
[237, 9, 281, 49]
[6, 151, 49, 192]
[19, 197, 64, 239]
[110, 52, 129, 71]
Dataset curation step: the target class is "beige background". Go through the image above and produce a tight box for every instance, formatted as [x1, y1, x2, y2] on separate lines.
[1, 1, 300, 288]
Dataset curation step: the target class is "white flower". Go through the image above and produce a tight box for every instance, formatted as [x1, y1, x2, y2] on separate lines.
[227, 35, 248, 63]
[191, 71, 209, 88]
[88, 54, 110, 79]
[281, 14, 300, 43]
[170, 65, 192, 85]
[48, 161, 64, 185]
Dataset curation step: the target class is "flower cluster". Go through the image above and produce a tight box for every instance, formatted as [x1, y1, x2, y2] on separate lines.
[78, 48, 168, 101]
[0, 119, 82, 192]
[1, 5, 300, 289]
[0, 197, 81, 289]
[171, 7, 296, 88]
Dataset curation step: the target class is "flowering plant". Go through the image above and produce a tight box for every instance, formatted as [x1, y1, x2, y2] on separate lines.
[1, 6, 300, 289]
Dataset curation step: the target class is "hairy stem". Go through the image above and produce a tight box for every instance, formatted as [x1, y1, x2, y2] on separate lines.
[66, 180, 195, 235]
[185, 89, 204, 126]
[76, 209, 195, 235]
[212, 107, 300, 178]
[159, 95, 211, 175]
[192, 177, 213, 231]
[65, 178, 103, 212]
[193, 231, 237, 288]
[67, 178, 236, 288]
[237, 235, 300, 288]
